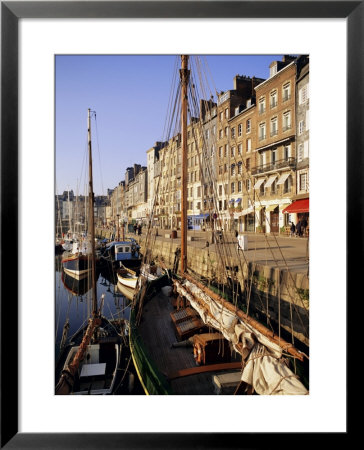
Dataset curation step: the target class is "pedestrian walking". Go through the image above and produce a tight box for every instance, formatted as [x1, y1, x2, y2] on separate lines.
[290, 222, 296, 237]
[137, 224, 142, 235]
[301, 218, 308, 236]
[133, 224, 137, 235]
[296, 220, 302, 237]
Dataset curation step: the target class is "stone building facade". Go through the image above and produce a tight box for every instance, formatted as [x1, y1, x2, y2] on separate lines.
[252, 56, 298, 233]
[98, 55, 309, 236]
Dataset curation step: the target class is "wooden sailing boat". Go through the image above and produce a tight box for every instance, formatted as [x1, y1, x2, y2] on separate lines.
[56, 109, 125, 395]
[129, 56, 309, 395]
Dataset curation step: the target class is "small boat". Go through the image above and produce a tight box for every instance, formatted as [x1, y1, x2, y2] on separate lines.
[56, 314, 124, 395]
[61, 268, 93, 297]
[100, 239, 141, 270]
[62, 253, 92, 280]
[140, 263, 164, 281]
[117, 265, 138, 289]
[56, 109, 125, 395]
[116, 281, 135, 301]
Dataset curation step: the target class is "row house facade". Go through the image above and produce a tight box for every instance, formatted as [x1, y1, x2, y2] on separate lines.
[291, 56, 310, 226]
[105, 55, 309, 235]
[157, 134, 182, 230]
[252, 56, 298, 233]
[146, 141, 167, 224]
[215, 74, 264, 231]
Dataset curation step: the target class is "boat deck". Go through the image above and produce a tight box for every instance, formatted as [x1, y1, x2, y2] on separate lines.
[138, 292, 242, 395]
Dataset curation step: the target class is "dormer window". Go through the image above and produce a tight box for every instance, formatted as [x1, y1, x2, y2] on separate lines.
[270, 63, 278, 77]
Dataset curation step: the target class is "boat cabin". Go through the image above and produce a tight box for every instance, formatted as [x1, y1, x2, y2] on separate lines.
[102, 239, 140, 263]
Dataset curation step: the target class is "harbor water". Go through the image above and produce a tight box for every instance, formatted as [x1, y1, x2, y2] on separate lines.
[55, 255, 144, 394]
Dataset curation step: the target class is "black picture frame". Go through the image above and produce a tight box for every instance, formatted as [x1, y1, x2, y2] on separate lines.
[1, 1, 359, 448]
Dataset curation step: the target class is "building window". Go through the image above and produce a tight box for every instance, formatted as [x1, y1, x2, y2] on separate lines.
[259, 97, 266, 114]
[298, 120, 304, 135]
[238, 180, 242, 192]
[246, 158, 250, 171]
[197, 186, 201, 197]
[218, 165, 223, 175]
[271, 179, 277, 194]
[219, 146, 223, 158]
[283, 176, 292, 194]
[270, 63, 277, 77]
[246, 179, 251, 191]
[224, 145, 228, 157]
[284, 145, 291, 160]
[225, 127, 229, 137]
[231, 182, 235, 194]
[238, 124, 242, 137]
[283, 111, 291, 131]
[224, 163, 227, 173]
[299, 84, 309, 104]
[270, 117, 278, 136]
[238, 143, 243, 155]
[224, 200, 227, 210]
[219, 111, 223, 122]
[246, 138, 251, 152]
[246, 119, 251, 133]
[219, 200, 222, 211]
[238, 162, 242, 174]
[282, 82, 291, 102]
[219, 185, 223, 196]
[231, 146, 235, 157]
[231, 127, 235, 139]
[259, 122, 266, 141]
[219, 129, 223, 139]
[299, 173, 307, 191]
[197, 202, 201, 210]
[231, 164, 236, 176]
[271, 148, 277, 165]
[225, 108, 229, 119]
[205, 129, 209, 139]
[298, 143, 304, 162]
[270, 90, 278, 108]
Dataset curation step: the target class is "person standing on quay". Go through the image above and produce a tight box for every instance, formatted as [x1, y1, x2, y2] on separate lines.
[290, 222, 296, 237]
[296, 220, 302, 237]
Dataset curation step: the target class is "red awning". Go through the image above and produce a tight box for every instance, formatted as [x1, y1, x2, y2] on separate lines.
[282, 198, 309, 214]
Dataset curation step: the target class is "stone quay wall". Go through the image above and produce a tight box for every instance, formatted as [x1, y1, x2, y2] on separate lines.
[95, 227, 309, 347]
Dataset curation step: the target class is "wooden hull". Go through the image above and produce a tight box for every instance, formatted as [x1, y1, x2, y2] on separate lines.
[62, 253, 102, 280]
[55, 317, 129, 395]
[117, 266, 138, 289]
[117, 274, 138, 289]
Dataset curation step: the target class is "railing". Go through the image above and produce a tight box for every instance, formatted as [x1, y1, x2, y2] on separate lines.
[252, 157, 296, 175]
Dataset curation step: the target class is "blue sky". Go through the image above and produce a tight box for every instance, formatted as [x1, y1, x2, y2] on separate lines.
[56, 54, 283, 195]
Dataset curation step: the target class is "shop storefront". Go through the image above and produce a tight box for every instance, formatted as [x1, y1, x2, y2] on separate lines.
[282, 198, 309, 234]
[187, 213, 210, 230]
